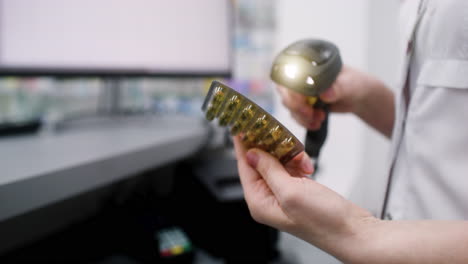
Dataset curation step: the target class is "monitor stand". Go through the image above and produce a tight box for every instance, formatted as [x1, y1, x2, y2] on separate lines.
[43, 77, 153, 133]
[98, 78, 122, 115]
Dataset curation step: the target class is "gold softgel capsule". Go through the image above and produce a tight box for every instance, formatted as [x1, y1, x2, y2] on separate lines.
[230, 104, 255, 135]
[202, 81, 304, 164]
[259, 125, 284, 147]
[242, 114, 270, 147]
[272, 137, 296, 160]
[219, 95, 241, 126]
[205, 86, 226, 121]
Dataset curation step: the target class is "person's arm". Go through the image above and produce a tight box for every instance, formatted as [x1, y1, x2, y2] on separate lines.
[278, 65, 395, 138]
[233, 137, 468, 263]
[347, 219, 468, 264]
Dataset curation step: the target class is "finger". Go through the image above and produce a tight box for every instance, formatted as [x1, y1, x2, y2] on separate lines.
[312, 109, 326, 123]
[290, 112, 310, 128]
[319, 83, 339, 103]
[233, 136, 261, 193]
[234, 138, 295, 228]
[233, 135, 246, 157]
[319, 86, 336, 103]
[277, 85, 304, 102]
[320, 65, 351, 104]
[285, 152, 314, 176]
[277, 86, 309, 114]
[291, 112, 322, 131]
[245, 148, 294, 198]
[297, 105, 314, 120]
[307, 121, 322, 131]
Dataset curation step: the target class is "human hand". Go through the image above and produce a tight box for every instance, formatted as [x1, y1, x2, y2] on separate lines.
[233, 136, 375, 257]
[235, 135, 468, 264]
[277, 65, 372, 130]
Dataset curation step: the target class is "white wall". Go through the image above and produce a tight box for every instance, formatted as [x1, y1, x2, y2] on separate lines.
[350, 0, 401, 215]
[274, 0, 400, 213]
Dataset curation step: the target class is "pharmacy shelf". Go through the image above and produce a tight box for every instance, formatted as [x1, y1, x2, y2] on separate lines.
[0, 115, 209, 222]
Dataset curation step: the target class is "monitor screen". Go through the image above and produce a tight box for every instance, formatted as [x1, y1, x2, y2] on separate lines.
[0, 0, 232, 77]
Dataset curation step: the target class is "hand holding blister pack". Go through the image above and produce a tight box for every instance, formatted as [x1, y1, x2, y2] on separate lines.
[202, 81, 304, 164]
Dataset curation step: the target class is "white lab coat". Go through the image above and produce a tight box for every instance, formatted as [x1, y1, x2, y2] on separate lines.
[384, 0, 468, 220]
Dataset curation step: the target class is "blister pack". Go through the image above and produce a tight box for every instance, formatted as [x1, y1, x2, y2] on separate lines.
[202, 81, 304, 164]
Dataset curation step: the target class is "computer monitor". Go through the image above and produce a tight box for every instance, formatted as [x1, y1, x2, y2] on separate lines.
[0, 0, 232, 77]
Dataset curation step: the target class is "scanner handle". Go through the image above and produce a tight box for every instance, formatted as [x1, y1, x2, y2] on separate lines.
[304, 97, 329, 174]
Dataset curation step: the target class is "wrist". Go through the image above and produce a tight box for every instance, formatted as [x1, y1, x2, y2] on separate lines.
[350, 74, 375, 116]
[324, 207, 382, 263]
[351, 75, 384, 117]
[341, 215, 383, 263]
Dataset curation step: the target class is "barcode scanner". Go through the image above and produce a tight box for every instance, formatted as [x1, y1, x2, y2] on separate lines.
[270, 39, 342, 171]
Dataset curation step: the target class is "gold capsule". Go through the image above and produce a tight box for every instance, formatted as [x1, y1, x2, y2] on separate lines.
[212, 89, 225, 104]
[205, 107, 218, 121]
[219, 95, 241, 126]
[230, 104, 255, 135]
[273, 137, 296, 160]
[252, 115, 269, 131]
[243, 115, 269, 144]
[218, 113, 233, 126]
[230, 122, 243, 136]
[205, 88, 226, 121]
[259, 125, 284, 146]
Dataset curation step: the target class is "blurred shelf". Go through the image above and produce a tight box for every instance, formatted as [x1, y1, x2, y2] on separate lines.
[0, 115, 209, 222]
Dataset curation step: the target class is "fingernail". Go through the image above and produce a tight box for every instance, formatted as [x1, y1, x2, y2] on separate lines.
[321, 87, 336, 101]
[301, 157, 314, 174]
[246, 151, 259, 168]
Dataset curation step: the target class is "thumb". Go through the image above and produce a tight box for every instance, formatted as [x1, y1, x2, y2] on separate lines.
[319, 84, 339, 103]
[246, 148, 293, 196]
